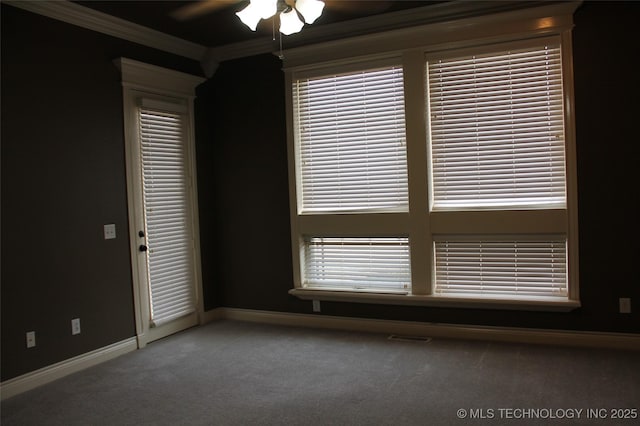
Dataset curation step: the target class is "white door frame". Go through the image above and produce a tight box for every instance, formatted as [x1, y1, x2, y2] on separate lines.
[116, 58, 205, 348]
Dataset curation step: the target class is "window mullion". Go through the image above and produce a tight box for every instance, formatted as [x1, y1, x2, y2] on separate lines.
[403, 49, 431, 296]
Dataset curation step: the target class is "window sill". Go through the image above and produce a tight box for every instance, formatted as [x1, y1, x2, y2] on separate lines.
[289, 288, 581, 312]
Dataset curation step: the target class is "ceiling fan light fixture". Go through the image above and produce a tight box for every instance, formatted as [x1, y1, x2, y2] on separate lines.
[295, 0, 325, 24]
[279, 8, 304, 35]
[236, 3, 262, 31]
[253, 0, 278, 20]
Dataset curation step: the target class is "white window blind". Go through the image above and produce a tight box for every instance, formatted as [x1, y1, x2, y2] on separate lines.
[304, 237, 411, 292]
[428, 44, 567, 209]
[139, 107, 196, 326]
[294, 65, 408, 213]
[434, 239, 567, 299]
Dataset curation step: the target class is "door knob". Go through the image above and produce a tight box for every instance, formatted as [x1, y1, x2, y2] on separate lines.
[138, 231, 145, 237]
[139, 245, 148, 252]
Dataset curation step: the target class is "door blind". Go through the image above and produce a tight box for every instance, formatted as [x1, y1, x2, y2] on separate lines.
[428, 44, 567, 209]
[304, 237, 411, 292]
[294, 66, 408, 213]
[139, 107, 196, 326]
[434, 239, 567, 299]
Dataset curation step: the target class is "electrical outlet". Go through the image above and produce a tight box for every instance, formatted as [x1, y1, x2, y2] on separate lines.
[619, 298, 631, 314]
[312, 300, 321, 312]
[103, 224, 116, 240]
[71, 318, 81, 335]
[26, 331, 36, 348]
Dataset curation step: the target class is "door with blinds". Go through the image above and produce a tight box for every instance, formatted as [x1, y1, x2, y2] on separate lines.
[134, 98, 199, 344]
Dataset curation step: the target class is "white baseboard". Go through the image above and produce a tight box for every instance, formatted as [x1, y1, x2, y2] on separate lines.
[1, 337, 137, 401]
[215, 307, 640, 351]
[3, 308, 637, 400]
[201, 307, 225, 324]
[2, 308, 222, 400]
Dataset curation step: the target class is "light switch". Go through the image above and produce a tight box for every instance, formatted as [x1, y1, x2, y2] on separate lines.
[26, 331, 36, 348]
[71, 318, 81, 335]
[619, 298, 632, 314]
[104, 224, 116, 240]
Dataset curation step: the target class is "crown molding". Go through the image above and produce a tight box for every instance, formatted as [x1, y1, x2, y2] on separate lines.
[205, 1, 579, 63]
[4, 0, 581, 73]
[280, 1, 582, 69]
[114, 58, 205, 95]
[283, 0, 557, 49]
[3, 0, 207, 61]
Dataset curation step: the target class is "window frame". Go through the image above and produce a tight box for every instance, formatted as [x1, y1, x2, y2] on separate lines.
[293, 58, 409, 215]
[283, 2, 580, 311]
[426, 37, 568, 211]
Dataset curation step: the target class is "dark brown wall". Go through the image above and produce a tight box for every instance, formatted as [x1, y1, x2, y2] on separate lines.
[197, 1, 639, 333]
[571, 0, 640, 331]
[1, 5, 202, 381]
[2, 0, 638, 383]
[195, 53, 295, 312]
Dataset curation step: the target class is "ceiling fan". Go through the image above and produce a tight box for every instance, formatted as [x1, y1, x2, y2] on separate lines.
[171, 0, 394, 35]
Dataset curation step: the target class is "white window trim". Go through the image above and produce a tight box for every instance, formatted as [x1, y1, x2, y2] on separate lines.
[293, 60, 409, 215]
[283, 2, 581, 311]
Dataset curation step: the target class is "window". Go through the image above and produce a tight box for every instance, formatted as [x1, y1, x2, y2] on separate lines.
[433, 238, 567, 300]
[428, 43, 566, 210]
[285, 3, 579, 310]
[294, 64, 408, 213]
[292, 62, 412, 293]
[427, 40, 570, 302]
[138, 103, 197, 326]
[304, 237, 410, 292]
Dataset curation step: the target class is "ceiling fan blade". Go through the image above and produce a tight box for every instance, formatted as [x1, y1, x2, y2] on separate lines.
[323, 1, 394, 15]
[171, 0, 239, 21]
